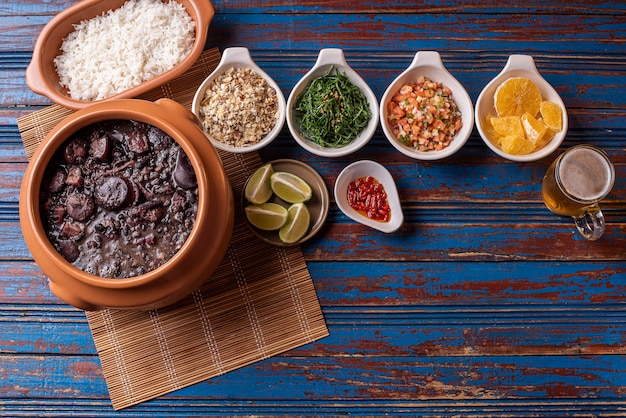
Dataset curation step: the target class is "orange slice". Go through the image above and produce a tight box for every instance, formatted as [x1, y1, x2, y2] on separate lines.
[539, 101, 562, 131]
[500, 134, 536, 155]
[521, 112, 549, 143]
[484, 115, 503, 146]
[494, 77, 542, 117]
[535, 125, 555, 149]
[491, 116, 524, 138]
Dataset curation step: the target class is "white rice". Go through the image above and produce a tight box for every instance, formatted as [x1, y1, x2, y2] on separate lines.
[54, 0, 196, 101]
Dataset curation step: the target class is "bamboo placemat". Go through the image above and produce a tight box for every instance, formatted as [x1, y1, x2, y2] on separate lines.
[17, 47, 329, 410]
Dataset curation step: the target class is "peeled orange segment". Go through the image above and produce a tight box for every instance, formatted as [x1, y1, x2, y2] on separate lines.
[536, 127, 555, 149]
[494, 77, 542, 117]
[245, 203, 288, 231]
[500, 134, 536, 155]
[484, 114, 497, 132]
[279, 203, 311, 244]
[484, 115, 502, 142]
[491, 116, 524, 138]
[521, 112, 549, 143]
[244, 163, 274, 204]
[270, 172, 312, 203]
[540, 100, 563, 131]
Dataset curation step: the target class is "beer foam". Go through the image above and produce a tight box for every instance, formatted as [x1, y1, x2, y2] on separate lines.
[558, 146, 613, 201]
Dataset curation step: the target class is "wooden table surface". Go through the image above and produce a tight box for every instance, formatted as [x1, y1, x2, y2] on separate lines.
[2, 1, 626, 416]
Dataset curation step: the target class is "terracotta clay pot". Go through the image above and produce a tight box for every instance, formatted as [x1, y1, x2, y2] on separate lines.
[20, 98, 234, 311]
[26, 0, 214, 110]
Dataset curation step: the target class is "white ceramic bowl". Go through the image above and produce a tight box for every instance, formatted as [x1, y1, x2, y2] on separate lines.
[286, 48, 379, 157]
[380, 51, 474, 160]
[334, 160, 403, 233]
[192, 47, 286, 153]
[475, 54, 568, 162]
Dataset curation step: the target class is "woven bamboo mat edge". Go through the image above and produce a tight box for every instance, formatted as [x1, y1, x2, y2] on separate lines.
[17, 47, 329, 410]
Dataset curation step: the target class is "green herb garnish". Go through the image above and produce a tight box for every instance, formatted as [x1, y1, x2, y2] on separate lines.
[294, 68, 371, 148]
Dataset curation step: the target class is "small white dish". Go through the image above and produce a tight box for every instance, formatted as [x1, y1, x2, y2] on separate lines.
[475, 54, 568, 162]
[286, 48, 379, 157]
[192, 47, 286, 153]
[334, 160, 403, 233]
[380, 51, 474, 160]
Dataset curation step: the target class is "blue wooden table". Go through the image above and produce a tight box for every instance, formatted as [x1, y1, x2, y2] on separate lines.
[2, 1, 626, 416]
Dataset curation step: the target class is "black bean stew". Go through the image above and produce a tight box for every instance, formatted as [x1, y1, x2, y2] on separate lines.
[39, 120, 198, 279]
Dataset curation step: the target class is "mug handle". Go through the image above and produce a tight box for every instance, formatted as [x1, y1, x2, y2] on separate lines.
[573, 206, 605, 241]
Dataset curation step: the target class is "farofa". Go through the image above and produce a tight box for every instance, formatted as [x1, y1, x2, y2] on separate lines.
[198, 67, 279, 147]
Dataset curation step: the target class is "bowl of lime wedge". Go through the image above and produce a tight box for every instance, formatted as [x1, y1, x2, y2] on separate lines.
[242, 159, 329, 246]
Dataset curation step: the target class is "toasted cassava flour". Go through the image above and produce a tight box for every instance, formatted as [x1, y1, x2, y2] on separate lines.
[198, 67, 279, 147]
[54, 0, 195, 101]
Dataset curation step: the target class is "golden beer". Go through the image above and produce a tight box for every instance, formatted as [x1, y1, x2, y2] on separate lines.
[542, 144, 614, 240]
[542, 144, 614, 217]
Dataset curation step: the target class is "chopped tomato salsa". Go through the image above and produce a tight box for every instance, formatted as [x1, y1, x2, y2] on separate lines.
[387, 76, 462, 151]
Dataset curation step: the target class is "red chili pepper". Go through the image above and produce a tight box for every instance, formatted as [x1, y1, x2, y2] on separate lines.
[346, 176, 390, 222]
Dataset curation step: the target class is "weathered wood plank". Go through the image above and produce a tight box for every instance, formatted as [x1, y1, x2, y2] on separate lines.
[0, 261, 53, 304]
[2, 260, 626, 305]
[3, 12, 625, 59]
[1, 398, 626, 417]
[3, 303, 626, 356]
[3, 260, 626, 307]
[1, 353, 625, 402]
[308, 261, 626, 306]
[303, 222, 626, 261]
[0, 163, 26, 202]
[2, 0, 624, 16]
[3, 218, 626, 261]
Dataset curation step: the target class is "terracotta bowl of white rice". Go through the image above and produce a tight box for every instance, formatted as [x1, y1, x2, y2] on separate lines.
[26, 0, 213, 110]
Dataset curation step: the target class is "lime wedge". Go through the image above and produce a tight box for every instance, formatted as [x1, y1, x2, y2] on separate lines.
[279, 203, 311, 244]
[270, 172, 312, 203]
[244, 163, 274, 204]
[245, 203, 288, 231]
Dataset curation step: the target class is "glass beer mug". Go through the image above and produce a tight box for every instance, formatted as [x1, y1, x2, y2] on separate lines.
[542, 144, 615, 240]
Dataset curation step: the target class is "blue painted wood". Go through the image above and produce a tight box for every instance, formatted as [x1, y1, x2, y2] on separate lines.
[2, 259, 626, 305]
[1, 0, 625, 416]
[4, 1, 624, 16]
[3, 216, 626, 261]
[1, 352, 626, 406]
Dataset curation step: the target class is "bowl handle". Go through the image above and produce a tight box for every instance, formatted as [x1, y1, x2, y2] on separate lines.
[49, 280, 99, 311]
[25, 55, 48, 97]
[155, 98, 199, 124]
[501, 54, 539, 75]
[220, 46, 253, 65]
[409, 51, 444, 69]
[314, 48, 348, 68]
